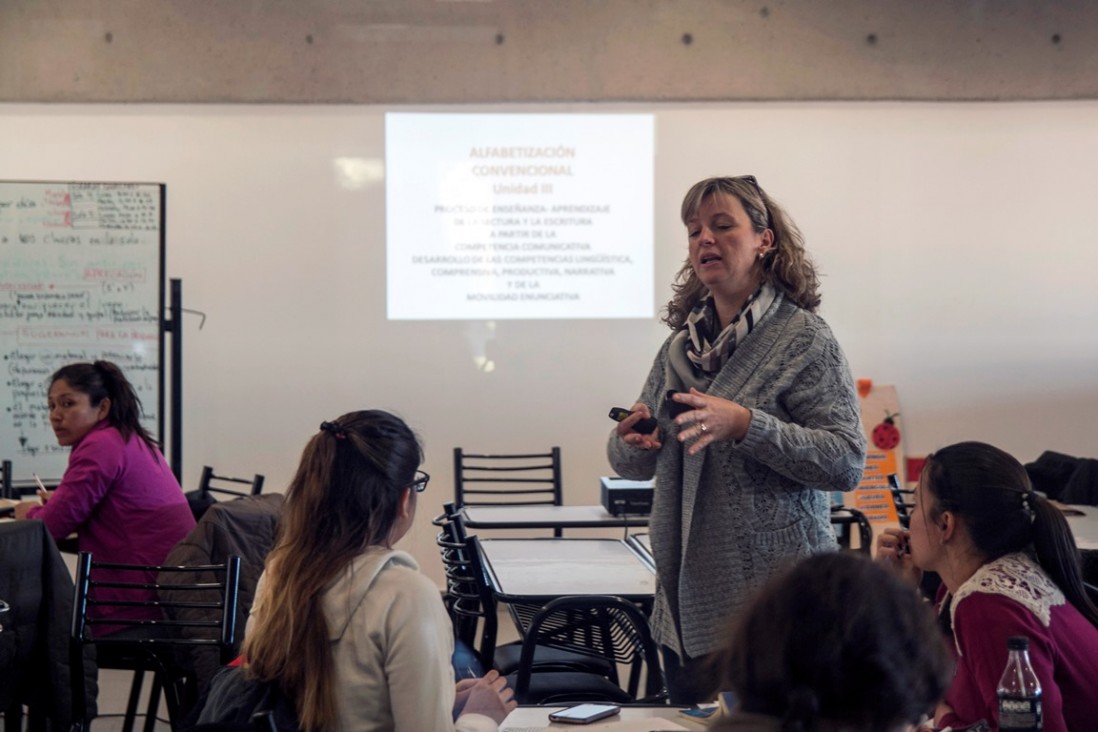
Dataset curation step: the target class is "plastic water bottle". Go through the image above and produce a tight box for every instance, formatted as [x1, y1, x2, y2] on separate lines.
[997, 636, 1042, 731]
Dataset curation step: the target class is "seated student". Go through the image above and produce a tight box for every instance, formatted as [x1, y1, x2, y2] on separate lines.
[710, 551, 952, 732]
[877, 441, 1098, 732]
[14, 360, 195, 624]
[240, 411, 515, 732]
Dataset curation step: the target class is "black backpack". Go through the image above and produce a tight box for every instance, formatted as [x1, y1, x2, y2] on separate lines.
[190, 665, 301, 732]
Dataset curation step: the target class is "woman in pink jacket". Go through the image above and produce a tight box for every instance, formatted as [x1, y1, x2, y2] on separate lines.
[15, 360, 195, 624]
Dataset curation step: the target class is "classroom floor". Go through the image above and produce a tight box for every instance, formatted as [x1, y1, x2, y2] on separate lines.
[91, 669, 172, 732]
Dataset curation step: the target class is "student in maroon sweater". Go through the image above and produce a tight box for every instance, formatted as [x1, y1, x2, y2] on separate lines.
[15, 360, 194, 624]
[877, 441, 1098, 732]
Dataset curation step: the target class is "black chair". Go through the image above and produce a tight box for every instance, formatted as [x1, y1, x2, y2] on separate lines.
[888, 473, 915, 529]
[188, 466, 266, 521]
[453, 447, 562, 508]
[432, 504, 612, 679]
[69, 551, 242, 732]
[830, 504, 873, 554]
[510, 595, 665, 705]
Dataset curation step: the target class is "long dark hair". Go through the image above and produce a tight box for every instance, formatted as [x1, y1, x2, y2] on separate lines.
[50, 361, 158, 451]
[243, 410, 422, 732]
[718, 552, 951, 732]
[664, 176, 821, 330]
[923, 441, 1098, 629]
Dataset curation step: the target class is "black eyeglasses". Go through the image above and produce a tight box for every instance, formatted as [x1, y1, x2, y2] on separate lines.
[409, 470, 430, 493]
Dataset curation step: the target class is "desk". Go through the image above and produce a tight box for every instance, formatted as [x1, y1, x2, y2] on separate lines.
[1063, 504, 1098, 551]
[462, 505, 649, 530]
[501, 705, 699, 731]
[624, 533, 654, 571]
[478, 538, 656, 604]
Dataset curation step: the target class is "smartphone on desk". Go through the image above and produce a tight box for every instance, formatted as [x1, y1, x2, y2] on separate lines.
[678, 705, 718, 721]
[547, 703, 621, 724]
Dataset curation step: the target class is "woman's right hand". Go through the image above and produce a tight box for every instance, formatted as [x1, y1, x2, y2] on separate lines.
[615, 402, 662, 450]
[875, 527, 922, 587]
[456, 669, 517, 724]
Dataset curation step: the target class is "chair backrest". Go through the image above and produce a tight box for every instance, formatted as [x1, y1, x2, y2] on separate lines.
[830, 505, 873, 554]
[69, 551, 242, 730]
[1, 459, 13, 500]
[434, 508, 500, 670]
[512, 595, 664, 704]
[453, 447, 562, 508]
[887, 473, 915, 529]
[200, 465, 266, 500]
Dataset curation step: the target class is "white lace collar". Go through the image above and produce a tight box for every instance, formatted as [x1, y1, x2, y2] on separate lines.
[949, 553, 1064, 652]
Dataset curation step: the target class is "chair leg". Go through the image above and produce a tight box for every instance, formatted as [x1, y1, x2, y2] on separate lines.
[122, 670, 145, 732]
[3, 703, 22, 732]
[143, 674, 163, 732]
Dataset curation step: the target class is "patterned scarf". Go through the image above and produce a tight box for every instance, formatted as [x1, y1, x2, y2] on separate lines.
[685, 282, 777, 373]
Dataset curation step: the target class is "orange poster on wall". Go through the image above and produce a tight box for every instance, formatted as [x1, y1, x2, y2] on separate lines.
[847, 379, 904, 529]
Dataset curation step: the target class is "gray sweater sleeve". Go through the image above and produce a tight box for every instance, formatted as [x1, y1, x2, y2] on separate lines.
[606, 337, 672, 480]
[737, 319, 866, 493]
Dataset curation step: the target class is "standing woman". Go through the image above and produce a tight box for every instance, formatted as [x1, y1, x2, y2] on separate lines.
[240, 411, 515, 732]
[877, 441, 1098, 732]
[608, 176, 866, 703]
[14, 360, 195, 622]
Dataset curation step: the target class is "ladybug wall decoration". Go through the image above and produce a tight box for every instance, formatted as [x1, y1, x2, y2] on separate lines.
[872, 411, 901, 450]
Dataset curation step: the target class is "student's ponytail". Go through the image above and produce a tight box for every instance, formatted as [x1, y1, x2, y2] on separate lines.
[1031, 494, 1098, 628]
[92, 361, 157, 452]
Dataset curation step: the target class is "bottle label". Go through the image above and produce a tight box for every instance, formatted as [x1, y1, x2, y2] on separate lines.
[998, 694, 1042, 731]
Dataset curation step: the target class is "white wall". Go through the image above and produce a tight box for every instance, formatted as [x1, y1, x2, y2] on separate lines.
[2, 101, 1095, 583]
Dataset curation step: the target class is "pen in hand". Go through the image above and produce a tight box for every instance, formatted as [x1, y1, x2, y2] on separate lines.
[32, 473, 49, 504]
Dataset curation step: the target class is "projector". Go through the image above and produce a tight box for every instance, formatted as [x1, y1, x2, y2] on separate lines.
[600, 476, 654, 516]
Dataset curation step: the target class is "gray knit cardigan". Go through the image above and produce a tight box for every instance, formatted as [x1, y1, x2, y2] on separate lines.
[607, 294, 866, 658]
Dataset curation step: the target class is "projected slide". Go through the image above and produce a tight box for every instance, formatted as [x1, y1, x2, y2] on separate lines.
[385, 113, 654, 320]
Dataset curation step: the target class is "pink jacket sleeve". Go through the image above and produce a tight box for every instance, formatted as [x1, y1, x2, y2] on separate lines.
[26, 430, 122, 540]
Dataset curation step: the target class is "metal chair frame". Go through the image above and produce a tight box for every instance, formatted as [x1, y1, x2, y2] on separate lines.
[511, 594, 665, 704]
[830, 504, 873, 554]
[198, 465, 266, 502]
[453, 447, 563, 508]
[1, 459, 12, 500]
[69, 551, 241, 732]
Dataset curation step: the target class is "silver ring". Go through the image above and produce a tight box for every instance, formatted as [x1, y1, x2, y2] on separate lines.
[699, 422, 708, 433]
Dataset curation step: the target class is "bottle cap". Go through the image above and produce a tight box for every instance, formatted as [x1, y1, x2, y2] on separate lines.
[1007, 636, 1029, 650]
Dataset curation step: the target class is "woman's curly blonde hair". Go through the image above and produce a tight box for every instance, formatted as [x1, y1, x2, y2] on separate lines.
[663, 176, 821, 330]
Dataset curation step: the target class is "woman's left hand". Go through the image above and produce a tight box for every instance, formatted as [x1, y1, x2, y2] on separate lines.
[13, 500, 39, 520]
[932, 700, 955, 728]
[673, 387, 752, 455]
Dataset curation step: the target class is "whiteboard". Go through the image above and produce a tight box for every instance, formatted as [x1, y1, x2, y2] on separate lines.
[0, 180, 165, 483]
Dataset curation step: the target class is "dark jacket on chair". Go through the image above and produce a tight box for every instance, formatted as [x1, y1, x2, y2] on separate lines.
[0, 520, 97, 729]
[159, 494, 284, 696]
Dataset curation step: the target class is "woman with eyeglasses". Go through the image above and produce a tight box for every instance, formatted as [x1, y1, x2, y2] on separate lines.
[876, 441, 1098, 732]
[607, 176, 866, 704]
[240, 411, 515, 732]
